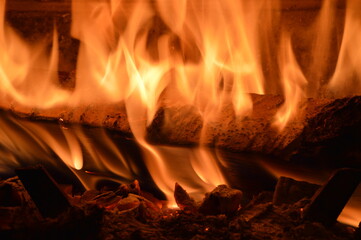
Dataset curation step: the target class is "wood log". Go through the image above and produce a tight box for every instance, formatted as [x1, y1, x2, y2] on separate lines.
[2, 94, 361, 167]
[148, 94, 361, 167]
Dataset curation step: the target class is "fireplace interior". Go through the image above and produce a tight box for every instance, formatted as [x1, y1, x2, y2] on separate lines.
[1, 0, 361, 239]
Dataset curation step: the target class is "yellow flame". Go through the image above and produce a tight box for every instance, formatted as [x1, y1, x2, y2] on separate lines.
[70, 0, 230, 203]
[0, 112, 138, 190]
[328, 0, 361, 96]
[0, 1, 70, 108]
[273, 35, 307, 131]
[307, 0, 336, 96]
[0, 113, 82, 171]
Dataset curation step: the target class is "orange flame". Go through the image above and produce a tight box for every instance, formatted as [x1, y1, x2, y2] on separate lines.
[2, 0, 361, 208]
[0, 1, 70, 108]
[328, 0, 361, 96]
[68, 0, 231, 203]
[273, 35, 307, 131]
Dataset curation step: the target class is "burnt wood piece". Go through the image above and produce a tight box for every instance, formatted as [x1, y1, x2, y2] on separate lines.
[199, 185, 243, 215]
[303, 168, 361, 226]
[174, 183, 197, 212]
[273, 176, 320, 205]
[3, 95, 361, 166]
[15, 165, 71, 218]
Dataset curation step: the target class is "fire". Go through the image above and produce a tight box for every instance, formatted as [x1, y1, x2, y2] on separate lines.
[0, 1, 70, 108]
[328, 0, 361, 96]
[0, 112, 84, 175]
[1, 0, 361, 207]
[273, 35, 307, 131]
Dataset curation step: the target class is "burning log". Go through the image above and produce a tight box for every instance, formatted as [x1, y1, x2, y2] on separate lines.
[149, 95, 361, 165]
[4, 94, 361, 166]
[0, 0, 357, 167]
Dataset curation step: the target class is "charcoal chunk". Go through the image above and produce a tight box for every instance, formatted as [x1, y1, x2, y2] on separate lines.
[199, 185, 242, 215]
[174, 183, 197, 212]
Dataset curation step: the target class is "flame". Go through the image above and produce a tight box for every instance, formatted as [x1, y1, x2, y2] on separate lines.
[328, 0, 361, 96]
[0, 112, 138, 190]
[70, 0, 230, 203]
[2, 0, 361, 207]
[273, 35, 307, 131]
[338, 206, 361, 228]
[2, 1, 361, 128]
[0, 112, 83, 173]
[175, 0, 265, 117]
[307, 0, 336, 96]
[0, 1, 70, 108]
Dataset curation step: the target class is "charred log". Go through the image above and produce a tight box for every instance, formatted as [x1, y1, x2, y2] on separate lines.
[4, 94, 361, 167]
